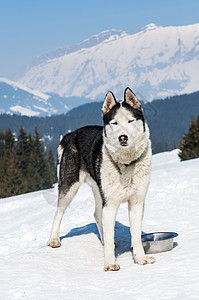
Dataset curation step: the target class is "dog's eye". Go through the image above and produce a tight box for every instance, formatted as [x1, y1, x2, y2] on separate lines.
[128, 120, 135, 123]
[111, 121, 118, 125]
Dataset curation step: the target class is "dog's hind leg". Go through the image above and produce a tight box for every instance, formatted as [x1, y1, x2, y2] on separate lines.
[93, 190, 104, 244]
[48, 182, 80, 248]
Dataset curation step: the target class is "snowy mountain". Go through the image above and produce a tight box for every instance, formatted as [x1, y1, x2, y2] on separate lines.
[27, 29, 127, 71]
[1, 150, 199, 298]
[0, 77, 93, 116]
[18, 23, 199, 101]
[0, 77, 54, 116]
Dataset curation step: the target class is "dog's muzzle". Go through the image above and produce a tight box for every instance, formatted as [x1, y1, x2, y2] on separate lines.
[118, 135, 128, 146]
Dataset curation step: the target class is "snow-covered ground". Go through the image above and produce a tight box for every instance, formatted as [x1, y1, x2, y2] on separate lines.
[0, 150, 199, 299]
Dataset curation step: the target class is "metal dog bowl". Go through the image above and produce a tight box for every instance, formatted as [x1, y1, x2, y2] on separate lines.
[142, 232, 178, 254]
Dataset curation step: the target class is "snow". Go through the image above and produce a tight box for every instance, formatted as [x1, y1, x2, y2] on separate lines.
[18, 23, 199, 101]
[0, 77, 61, 116]
[0, 150, 199, 299]
[0, 77, 50, 101]
[9, 105, 40, 116]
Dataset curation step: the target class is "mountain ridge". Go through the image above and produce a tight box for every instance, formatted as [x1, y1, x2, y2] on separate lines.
[0, 77, 95, 116]
[27, 29, 128, 70]
[18, 23, 199, 101]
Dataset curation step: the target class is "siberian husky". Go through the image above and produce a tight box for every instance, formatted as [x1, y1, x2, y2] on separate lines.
[48, 87, 156, 271]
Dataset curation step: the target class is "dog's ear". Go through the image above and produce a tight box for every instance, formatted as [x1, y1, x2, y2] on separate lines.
[124, 87, 142, 110]
[102, 91, 117, 115]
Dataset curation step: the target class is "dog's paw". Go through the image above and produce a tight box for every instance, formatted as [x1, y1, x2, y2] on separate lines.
[47, 238, 61, 248]
[104, 263, 120, 271]
[134, 255, 156, 265]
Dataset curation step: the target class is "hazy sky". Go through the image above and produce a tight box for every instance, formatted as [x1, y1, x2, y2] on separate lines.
[1, 0, 199, 78]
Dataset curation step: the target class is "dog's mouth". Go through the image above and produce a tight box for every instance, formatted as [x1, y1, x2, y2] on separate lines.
[120, 141, 128, 147]
[118, 135, 128, 147]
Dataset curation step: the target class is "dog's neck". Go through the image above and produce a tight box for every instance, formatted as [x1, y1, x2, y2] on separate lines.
[104, 138, 150, 172]
[104, 136, 150, 165]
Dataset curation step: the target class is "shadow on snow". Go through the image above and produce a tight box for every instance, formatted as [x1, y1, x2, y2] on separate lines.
[60, 221, 147, 258]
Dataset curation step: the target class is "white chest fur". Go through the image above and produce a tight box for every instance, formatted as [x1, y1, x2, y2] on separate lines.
[100, 144, 152, 205]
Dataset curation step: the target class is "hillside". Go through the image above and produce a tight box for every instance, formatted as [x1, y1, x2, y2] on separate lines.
[0, 90, 199, 155]
[0, 77, 93, 116]
[18, 23, 199, 101]
[0, 150, 199, 298]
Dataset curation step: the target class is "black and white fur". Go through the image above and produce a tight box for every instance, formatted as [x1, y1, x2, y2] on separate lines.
[48, 87, 155, 271]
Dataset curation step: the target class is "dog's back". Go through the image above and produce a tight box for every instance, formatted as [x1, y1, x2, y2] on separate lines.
[58, 126, 103, 194]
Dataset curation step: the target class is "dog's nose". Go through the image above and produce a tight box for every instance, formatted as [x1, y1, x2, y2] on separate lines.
[119, 135, 128, 146]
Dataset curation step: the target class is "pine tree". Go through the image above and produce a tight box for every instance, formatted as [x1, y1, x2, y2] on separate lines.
[32, 128, 47, 189]
[3, 148, 23, 197]
[1, 127, 54, 198]
[0, 131, 6, 197]
[0, 129, 23, 198]
[16, 126, 30, 177]
[29, 127, 53, 191]
[5, 128, 15, 147]
[26, 133, 38, 192]
[179, 115, 199, 161]
[47, 147, 57, 183]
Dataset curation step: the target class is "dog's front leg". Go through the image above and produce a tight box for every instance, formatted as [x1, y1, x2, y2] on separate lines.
[102, 204, 120, 271]
[128, 200, 156, 265]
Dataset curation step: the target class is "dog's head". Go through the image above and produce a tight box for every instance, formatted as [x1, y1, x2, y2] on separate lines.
[102, 87, 146, 149]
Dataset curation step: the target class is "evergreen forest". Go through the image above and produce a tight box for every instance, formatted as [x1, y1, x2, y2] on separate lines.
[179, 114, 199, 160]
[0, 127, 56, 198]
